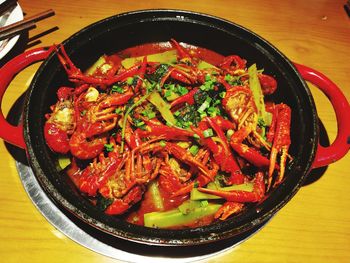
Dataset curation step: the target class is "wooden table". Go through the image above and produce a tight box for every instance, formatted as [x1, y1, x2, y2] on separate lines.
[1, 0, 349, 262]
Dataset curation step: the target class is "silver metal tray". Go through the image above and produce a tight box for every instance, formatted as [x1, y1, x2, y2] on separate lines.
[16, 159, 266, 262]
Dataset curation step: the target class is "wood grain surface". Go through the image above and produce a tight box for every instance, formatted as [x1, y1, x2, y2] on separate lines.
[0, 0, 349, 262]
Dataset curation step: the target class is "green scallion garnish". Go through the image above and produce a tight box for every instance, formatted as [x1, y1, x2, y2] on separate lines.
[203, 128, 214, 138]
[189, 145, 199, 156]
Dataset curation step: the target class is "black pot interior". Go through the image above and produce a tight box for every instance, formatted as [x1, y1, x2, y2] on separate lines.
[23, 9, 318, 245]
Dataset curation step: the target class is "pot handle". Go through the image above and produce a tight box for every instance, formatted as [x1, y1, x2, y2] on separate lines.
[0, 46, 55, 149]
[294, 63, 350, 168]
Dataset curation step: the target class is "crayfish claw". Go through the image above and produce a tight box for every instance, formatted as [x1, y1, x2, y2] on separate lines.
[267, 104, 291, 190]
[275, 146, 288, 186]
[55, 44, 81, 76]
[215, 202, 244, 220]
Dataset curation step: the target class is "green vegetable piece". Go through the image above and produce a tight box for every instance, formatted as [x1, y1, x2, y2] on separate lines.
[193, 134, 200, 139]
[164, 90, 179, 101]
[126, 77, 134, 85]
[189, 145, 199, 156]
[207, 106, 218, 117]
[176, 85, 189, 95]
[147, 112, 156, 119]
[248, 64, 269, 125]
[219, 91, 226, 98]
[197, 97, 212, 113]
[197, 60, 217, 70]
[135, 120, 145, 127]
[148, 181, 164, 210]
[104, 143, 114, 152]
[178, 200, 203, 215]
[85, 56, 107, 75]
[226, 129, 234, 139]
[148, 92, 177, 126]
[111, 85, 124, 93]
[58, 156, 71, 170]
[144, 203, 221, 228]
[121, 50, 178, 69]
[201, 200, 209, 207]
[203, 128, 214, 138]
[114, 108, 122, 114]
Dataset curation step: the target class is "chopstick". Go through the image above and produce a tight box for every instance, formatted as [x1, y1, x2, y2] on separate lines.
[345, 1, 350, 18]
[0, 0, 17, 16]
[0, 9, 55, 41]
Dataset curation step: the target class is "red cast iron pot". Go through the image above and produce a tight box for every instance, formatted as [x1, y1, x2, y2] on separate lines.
[0, 10, 349, 246]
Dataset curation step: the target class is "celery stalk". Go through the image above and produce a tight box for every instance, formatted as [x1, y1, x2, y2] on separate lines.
[121, 50, 178, 69]
[148, 181, 164, 210]
[85, 56, 108, 75]
[57, 155, 71, 170]
[148, 92, 177, 126]
[197, 60, 217, 70]
[178, 200, 203, 215]
[248, 64, 270, 126]
[144, 203, 221, 228]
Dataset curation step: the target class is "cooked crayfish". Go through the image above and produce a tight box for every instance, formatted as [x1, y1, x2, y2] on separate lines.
[198, 172, 265, 219]
[56, 44, 142, 86]
[45, 39, 293, 225]
[44, 87, 75, 154]
[267, 103, 291, 188]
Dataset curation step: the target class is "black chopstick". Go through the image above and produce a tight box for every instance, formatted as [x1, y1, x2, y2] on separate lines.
[0, 0, 17, 16]
[344, 2, 350, 18]
[0, 9, 55, 42]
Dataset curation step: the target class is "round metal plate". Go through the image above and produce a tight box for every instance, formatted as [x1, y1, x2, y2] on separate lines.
[16, 160, 267, 262]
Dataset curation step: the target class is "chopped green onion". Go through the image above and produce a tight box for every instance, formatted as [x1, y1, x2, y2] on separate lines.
[199, 112, 208, 119]
[126, 77, 134, 85]
[111, 85, 124, 93]
[164, 90, 172, 98]
[160, 140, 166, 147]
[207, 107, 218, 117]
[165, 83, 176, 91]
[104, 143, 114, 152]
[174, 110, 181, 117]
[219, 91, 226, 98]
[189, 145, 199, 155]
[177, 141, 190, 148]
[177, 86, 189, 95]
[212, 99, 221, 106]
[205, 74, 212, 82]
[135, 120, 145, 127]
[203, 128, 214, 138]
[147, 112, 156, 119]
[224, 74, 233, 82]
[141, 109, 156, 119]
[197, 97, 212, 113]
[193, 134, 200, 139]
[115, 108, 122, 114]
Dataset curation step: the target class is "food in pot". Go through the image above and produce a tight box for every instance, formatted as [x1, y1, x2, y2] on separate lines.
[44, 39, 292, 229]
